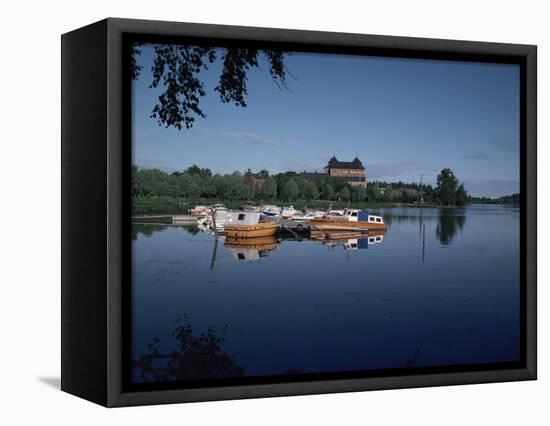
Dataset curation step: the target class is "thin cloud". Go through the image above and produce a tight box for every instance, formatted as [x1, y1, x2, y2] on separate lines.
[221, 130, 276, 145]
[220, 130, 302, 146]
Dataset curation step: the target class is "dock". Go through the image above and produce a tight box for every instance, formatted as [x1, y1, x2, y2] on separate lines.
[132, 214, 197, 224]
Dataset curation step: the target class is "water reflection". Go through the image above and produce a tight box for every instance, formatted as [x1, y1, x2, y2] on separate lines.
[436, 210, 466, 245]
[225, 236, 278, 262]
[131, 206, 520, 383]
[221, 230, 387, 264]
[133, 314, 244, 382]
[132, 223, 199, 240]
[131, 223, 168, 240]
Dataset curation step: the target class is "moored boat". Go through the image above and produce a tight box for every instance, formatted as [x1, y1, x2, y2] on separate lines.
[189, 205, 209, 215]
[261, 205, 282, 217]
[242, 202, 261, 212]
[280, 205, 301, 218]
[310, 209, 386, 231]
[223, 211, 280, 238]
[291, 210, 325, 222]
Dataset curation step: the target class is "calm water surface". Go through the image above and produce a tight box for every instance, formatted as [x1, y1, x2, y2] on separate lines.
[131, 205, 520, 383]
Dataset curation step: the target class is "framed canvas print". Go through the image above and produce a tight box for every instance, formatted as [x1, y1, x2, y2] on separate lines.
[61, 18, 537, 407]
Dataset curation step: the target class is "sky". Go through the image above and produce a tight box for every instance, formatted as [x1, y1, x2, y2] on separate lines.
[132, 44, 520, 197]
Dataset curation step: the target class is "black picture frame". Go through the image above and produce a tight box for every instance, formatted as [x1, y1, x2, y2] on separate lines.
[61, 17, 537, 407]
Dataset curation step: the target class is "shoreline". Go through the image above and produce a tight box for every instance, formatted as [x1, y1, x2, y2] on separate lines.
[131, 196, 517, 216]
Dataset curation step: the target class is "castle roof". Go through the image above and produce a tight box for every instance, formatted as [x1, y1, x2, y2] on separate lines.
[325, 156, 365, 170]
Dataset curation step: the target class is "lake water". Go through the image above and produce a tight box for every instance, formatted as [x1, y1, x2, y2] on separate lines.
[131, 205, 520, 384]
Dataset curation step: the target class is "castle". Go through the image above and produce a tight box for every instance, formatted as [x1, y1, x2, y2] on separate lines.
[323, 156, 366, 187]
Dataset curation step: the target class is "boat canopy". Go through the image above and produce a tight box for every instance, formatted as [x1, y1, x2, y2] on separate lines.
[228, 211, 261, 225]
[357, 209, 369, 222]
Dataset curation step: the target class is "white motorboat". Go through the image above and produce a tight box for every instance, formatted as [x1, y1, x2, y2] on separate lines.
[261, 205, 282, 217]
[189, 205, 209, 215]
[281, 205, 302, 218]
[291, 210, 325, 222]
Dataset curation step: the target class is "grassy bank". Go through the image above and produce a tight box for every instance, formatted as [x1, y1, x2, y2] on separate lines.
[131, 196, 443, 215]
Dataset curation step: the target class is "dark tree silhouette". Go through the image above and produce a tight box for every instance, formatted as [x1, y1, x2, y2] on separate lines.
[133, 314, 244, 382]
[131, 43, 290, 130]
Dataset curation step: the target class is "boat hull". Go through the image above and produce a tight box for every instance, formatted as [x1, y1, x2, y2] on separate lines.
[223, 222, 280, 238]
[309, 218, 387, 231]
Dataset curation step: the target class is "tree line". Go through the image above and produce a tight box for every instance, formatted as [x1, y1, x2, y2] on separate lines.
[132, 165, 468, 206]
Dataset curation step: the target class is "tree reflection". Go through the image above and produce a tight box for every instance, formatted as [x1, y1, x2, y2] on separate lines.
[436, 210, 466, 245]
[131, 223, 200, 240]
[133, 314, 244, 382]
[131, 223, 168, 240]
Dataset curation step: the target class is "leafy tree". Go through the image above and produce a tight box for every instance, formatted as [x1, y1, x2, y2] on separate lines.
[132, 44, 290, 130]
[281, 179, 299, 200]
[260, 177, 277, 199]
[436, 168, 459, 206]
[455, 183, 468, 207]
[187, 181, 201, 198]
[323, 183, 334, 200]
[366, 185, 378, 202]
[303, 181, 319, 200]
[184, 164, 212, 178]
[339, 186, 351, 201]
[352, 185, 366, 201]
[383, 185, 393, 202]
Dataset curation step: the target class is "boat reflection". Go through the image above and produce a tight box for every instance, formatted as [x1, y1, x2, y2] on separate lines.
[311, 229, 386, 250]
[223, 230, 386, 263]
[224, 236, 279, 262]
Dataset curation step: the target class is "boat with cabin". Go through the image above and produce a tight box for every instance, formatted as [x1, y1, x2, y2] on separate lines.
[223, 211, 280, 238]
[309, 209, 386, 231]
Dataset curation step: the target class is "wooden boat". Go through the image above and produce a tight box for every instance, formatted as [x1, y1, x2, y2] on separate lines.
[223, 212, 280, 238]
[310, 209, 386, 231]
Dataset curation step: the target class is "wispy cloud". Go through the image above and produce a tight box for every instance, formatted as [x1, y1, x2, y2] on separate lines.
[463, 152, 491, 160]
[220, 130, 302, 146]
[221, 130, 275, 145]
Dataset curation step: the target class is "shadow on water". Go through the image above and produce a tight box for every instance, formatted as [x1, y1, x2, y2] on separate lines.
[133, 314, 245, 382]
[436, 209, 466, 245]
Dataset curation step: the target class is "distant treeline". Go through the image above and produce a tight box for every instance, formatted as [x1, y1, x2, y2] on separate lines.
[468, 193, 520, 205]
[132, 165, 468, 206]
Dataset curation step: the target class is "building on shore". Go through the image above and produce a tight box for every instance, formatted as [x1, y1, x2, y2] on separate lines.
[322, 156, 367, 188]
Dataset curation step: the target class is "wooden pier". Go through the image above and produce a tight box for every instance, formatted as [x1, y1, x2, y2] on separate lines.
[132, 214, 197, 224]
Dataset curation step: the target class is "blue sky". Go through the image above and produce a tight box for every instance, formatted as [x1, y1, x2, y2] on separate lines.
[132, 44, 520, 197]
